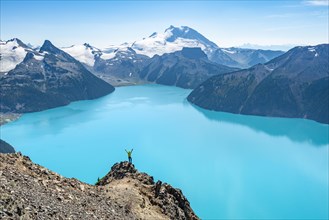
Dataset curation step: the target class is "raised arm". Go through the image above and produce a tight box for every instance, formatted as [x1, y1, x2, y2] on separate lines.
[131, 149, 133, 152]
[125, 149, 128, 153]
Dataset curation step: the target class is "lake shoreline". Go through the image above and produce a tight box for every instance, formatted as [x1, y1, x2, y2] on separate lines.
[0, 113, 21, 126]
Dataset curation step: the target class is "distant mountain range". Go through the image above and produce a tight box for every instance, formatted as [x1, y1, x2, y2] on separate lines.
[0, 26, 285, 76]
[238, 43, 298, 51]
[188, 44, 329, 124]
[0, 26, 327, 123]
[0, 39, 114, 113]
[128, 25, 285, 69]
[59, 25, 283, 73]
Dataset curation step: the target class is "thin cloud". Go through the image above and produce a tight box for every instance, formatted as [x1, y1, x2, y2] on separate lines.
[264, 24, 319, 32]
[266, 11, 328, 19]
[266, 13, 296, 18]
[305, 0, 329, 6]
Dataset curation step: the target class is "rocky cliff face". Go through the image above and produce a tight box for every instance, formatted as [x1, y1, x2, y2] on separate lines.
[0, 153, 199, 219]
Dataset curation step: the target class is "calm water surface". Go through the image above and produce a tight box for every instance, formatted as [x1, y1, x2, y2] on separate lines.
[2, 85, 328, 219]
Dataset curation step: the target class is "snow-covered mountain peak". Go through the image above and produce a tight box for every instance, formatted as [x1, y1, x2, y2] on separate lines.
[131, 25, 219, 58]
[2, 38, 29, 48]
[164, 25, 218, 47]
[0, 38, 35, 74]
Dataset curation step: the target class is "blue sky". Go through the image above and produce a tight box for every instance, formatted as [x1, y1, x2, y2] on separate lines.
[1, 0, 328, 49]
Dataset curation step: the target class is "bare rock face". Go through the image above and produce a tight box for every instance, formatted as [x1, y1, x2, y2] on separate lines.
[0, 154, 199, 220]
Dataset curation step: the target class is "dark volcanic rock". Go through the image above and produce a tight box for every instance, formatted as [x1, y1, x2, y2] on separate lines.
[188, 44, 329, 124]
[139, 47, 238, 89]
[0, 139, 15, 153]
[0, 40, 115, 113]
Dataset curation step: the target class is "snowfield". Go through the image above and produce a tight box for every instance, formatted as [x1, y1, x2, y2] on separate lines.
[0, 39, 31, 73]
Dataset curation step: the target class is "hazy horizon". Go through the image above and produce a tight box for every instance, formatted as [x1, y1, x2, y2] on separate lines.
[1, 0, 328, 50]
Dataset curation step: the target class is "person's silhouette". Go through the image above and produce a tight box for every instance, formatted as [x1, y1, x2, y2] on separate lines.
[125, 149, 133, 163]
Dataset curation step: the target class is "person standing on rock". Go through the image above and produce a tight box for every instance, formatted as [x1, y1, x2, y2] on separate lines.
[125, 148, 133, 163]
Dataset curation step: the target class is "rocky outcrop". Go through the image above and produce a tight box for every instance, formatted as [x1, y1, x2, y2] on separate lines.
[97, 162, 199, 220]
[0, 154, 199, 219]
[0, 140, 15, 153]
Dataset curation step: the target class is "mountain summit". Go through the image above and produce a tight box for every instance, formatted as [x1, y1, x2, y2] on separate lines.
[164, 25, 218, 48]
[132, 25, 218, 58]
[0, 38, 35, 74]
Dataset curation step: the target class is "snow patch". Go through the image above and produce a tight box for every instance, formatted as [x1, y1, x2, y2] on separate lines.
[308, 47, 316, 52]
[221, 48, 236, 54]
[132, 37, 206, 57]
[100, 52, 115, 60]
[34, 54, 44, 61]
[0, 39, 29, 73]
[307, 47, 319, 57]
[62, 44, 97, 66]
[131, 26, 217, 58]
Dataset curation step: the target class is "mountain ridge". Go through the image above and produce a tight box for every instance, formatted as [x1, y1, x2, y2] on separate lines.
[130, 25, 284, 68]
[0, 39, 115, 113]
[187, 44, 329, 124]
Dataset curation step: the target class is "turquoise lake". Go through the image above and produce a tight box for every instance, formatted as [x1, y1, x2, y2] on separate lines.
[1, 84, 328, 219]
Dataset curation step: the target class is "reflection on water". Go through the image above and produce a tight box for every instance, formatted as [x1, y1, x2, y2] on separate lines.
[191, 104, 329, 146]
